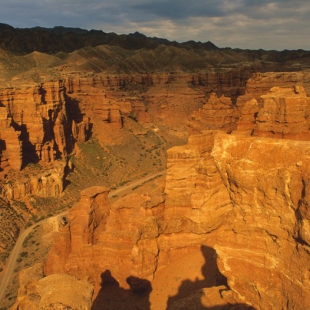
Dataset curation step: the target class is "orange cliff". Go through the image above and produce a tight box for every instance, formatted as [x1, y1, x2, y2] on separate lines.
[7, 71, 310, 309]
[0, 77, 122, 172]
[2, 69, 308, 171]
[236, 85, 310, 139]
[39, 85, 310, 310]
[188, 72, 310, 138]
[0, 81, 72, 169]
[212, 132, 310, 310]
[41, 130, 310, 309]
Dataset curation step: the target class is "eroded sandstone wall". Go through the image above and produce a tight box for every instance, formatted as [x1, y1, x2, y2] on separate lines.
[9, 73, 310, 308]
[0, 81, 71, 167]
[212, 132, 310, 310]
[44, 186, 164, 294]
[44, 130, 310, 310]
[237, 86, 310, 140]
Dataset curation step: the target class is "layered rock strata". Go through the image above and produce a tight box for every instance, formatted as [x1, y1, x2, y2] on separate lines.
[164, 131, 233, 234]
[0, 160, 66, 200]
[0, 81, 71, 168]
[1, 71, 310, 171]
[45, 186, 164, 294]
[212, 132, 310, 310]
[188, 92, 239, 134]
[44, 131, 310, 309]
[8, 72, 310, 308]
[237, 86, 310, 140]
[0, 111, 22, 170]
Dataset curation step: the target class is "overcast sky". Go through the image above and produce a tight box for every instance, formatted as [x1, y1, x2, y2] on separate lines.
[1, 0, 309, 50]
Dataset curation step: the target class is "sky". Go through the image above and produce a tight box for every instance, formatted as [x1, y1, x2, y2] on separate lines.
[1, 0, 309, 51]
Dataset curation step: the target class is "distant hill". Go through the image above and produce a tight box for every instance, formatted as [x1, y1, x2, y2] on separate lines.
[0, 23, 218, 54]
[0, 23, 310, 78]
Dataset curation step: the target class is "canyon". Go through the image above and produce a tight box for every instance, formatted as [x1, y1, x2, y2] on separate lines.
[0, 26, 309, 309]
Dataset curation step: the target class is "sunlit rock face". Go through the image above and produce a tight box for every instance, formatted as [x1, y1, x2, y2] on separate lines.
[212, 132, 310, 310]
[11, 73, 310, 309]
[253, 86, 310, 139]
[44, 131, 310, 309]
[237, 86, 310, 140]
[188, 93, 239, 134]
[44, 186, 164, 295]
[0, 81, 71, 167]
[164, 131, 234, 234]
[11, 263, 93, 310]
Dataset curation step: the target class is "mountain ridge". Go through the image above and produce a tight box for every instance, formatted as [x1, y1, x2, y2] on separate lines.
[1, 23, 308, 54]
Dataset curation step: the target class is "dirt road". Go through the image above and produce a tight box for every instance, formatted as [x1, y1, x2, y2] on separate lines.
[0, 170, 165, 304]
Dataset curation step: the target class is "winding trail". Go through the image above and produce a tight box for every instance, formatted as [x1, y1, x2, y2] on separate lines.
[0, 170, 165, 304]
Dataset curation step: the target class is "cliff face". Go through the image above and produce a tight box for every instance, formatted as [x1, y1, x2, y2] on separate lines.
[2, 71, 309, 173]
[6, 69, 310, 309]
[189, 72, 310, 137]
[163, 130, 310, 309]
[164, 131, 233, 234]
[43, 84, 310, 310]
[237, 86, 310, 140]
[0, 81, 71, 168]
[45, 186, 164, 293]
[41, 131, 309, 310]
[188, 92, 239, 134]
[212, 132, 310, 310]
[10, 263, 93, 310]
[0, 161, 66, 200]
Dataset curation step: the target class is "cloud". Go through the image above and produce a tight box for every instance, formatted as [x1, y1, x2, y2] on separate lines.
[0, 0, 309, 50]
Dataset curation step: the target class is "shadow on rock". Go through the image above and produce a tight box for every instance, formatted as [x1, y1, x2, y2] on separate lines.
[91, 270, 152, 310]
[166, 245, 256, 310]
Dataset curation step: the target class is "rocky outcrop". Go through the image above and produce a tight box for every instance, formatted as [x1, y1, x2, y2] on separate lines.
[163, 130, 310, 309]
[11, 263, 93, 310]
[237, 86, 310, 140]
[0, 160, 66, 200]
[253, 86, 310, 139]
[2, 71, 308, 172]
[0, 81, 72, 167]
[164, 131, 233, 234]
[188, 92, 239, 134]
[44, 186, 164, 294]
[44, 129, 310, 309]
[245, 71, 310, 98]
[10, 73, 310, 309]
[0, 111, 22, 170]
[0, 160, 66, 271]
[212, 132, 310, 310]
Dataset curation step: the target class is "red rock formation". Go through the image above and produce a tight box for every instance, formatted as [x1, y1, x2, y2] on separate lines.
[0, 81, 71, 168]
[11, 263, 93, 310]
[164, 131, 233, 234]
[253, 86, 310, 139]
[43, 105, 310, 310]
[188, 72, 310, 136]
[45, 133, 234, 306]
[0, 110, 22, 170]
[45, 187, 164, 294]
[0, 160, 66, 200]
[12, 72, 310, 309]
[72, 115, 90, 143]
[245, 71, 309, 98]
[237, 86, 310, 140]
[190, 68, 252, 99]
[212, 132, 310, 310]
[1, 70, 304, 172]
[235, 97, 260, 135]
[188, 92, 239, 134]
